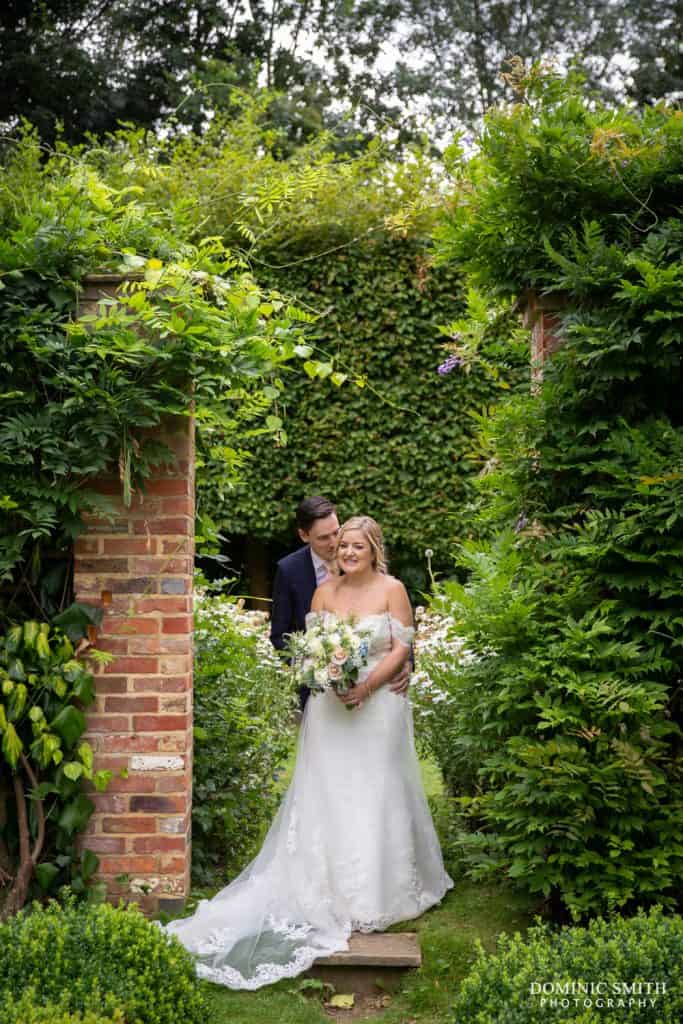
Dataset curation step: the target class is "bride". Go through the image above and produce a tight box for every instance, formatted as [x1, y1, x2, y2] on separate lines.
[164, 515, 454, 989]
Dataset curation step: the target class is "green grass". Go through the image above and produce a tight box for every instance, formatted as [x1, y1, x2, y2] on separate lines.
[187, 751, 537, 1023]
[375, 881, 537, 1024]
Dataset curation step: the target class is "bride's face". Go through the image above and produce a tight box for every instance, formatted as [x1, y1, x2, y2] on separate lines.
[337, 529, 374, 575]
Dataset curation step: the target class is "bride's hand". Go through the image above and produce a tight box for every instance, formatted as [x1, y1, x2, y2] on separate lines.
[338, 682, 371, 709]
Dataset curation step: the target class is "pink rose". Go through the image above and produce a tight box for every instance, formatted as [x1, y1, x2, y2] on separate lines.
[327, 664, 343, 680]
[333, 648, 348, 665]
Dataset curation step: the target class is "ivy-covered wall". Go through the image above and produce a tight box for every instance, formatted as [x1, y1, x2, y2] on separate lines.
[199, 234, 521, 590]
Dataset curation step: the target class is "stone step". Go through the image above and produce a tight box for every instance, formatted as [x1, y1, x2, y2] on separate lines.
[305, 932, 421, 994]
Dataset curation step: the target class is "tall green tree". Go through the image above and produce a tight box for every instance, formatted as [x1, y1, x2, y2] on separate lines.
[392, 0, 683, 131]
[4, 1, 681, 146]
[0, 0, 399, 145]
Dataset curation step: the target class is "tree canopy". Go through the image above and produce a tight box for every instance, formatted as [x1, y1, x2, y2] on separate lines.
[2, 0, 681, 146]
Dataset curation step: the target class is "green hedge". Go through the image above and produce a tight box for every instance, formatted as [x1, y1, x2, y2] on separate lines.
[0, 990, 124, 1024]
[3, 108, 526, 587]
[0, 898, 205, 1024]
[200, 235, 525, 588]
[453, 906, 683, 1022]
[426, 70, 683, 918]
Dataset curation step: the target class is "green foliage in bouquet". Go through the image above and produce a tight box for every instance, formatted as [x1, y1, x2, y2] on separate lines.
[453, 905, 683, 1023]
[427, 67, 683, 919]
[191, 583, 295, 885]
[0, 610, 113, 918]
[0, 895, 205, 1024]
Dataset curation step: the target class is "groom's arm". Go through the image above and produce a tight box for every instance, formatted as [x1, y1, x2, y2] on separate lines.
[270, 564, 292, 651]
[388, 593, 413, 695]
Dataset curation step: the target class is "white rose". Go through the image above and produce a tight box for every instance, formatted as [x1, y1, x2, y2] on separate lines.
[314, 668, 328, 687]
[309, 638, 324, 657]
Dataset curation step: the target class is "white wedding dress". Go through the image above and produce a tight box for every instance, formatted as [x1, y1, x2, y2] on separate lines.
[164, 611, 454, 989]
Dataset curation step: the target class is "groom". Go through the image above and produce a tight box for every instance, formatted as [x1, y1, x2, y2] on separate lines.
[270, 495, 410, 712]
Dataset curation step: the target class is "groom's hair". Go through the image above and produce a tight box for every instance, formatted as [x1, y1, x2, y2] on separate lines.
[296, 496, 337, 531]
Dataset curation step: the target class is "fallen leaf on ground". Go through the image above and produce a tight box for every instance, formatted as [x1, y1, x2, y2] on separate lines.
[327, 993, 355, 1008]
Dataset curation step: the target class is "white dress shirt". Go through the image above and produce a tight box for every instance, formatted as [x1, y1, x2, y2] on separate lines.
[311, 549, 332, 586]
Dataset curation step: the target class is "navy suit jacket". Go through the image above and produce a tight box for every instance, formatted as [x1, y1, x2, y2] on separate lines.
[270, 545, 317, 711]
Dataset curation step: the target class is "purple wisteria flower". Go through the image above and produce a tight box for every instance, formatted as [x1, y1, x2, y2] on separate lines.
[437, 354, 464, 375]
[514, 512, 529, 533]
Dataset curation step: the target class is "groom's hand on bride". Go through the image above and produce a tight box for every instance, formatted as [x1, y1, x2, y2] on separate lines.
[388, 662, 411, 697]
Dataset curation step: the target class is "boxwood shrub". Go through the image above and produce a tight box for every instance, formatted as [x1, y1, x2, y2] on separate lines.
[0, 989, 124, 1024]
[0, 897, 205, 1024]
[453, 906, 683, 1023]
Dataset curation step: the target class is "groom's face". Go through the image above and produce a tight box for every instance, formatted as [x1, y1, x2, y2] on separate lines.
[299, 513, 340, 562]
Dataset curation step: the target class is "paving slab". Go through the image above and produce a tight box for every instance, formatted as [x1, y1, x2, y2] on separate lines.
[306, 932, 421, 994]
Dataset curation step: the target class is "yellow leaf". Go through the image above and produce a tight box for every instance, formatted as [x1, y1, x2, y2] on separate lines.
[328, 993, 355, 1008]
[146, 258, 163, 270]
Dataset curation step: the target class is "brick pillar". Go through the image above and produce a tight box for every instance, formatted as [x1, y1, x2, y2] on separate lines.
[73, 276, 194, 914]
[522, 289, 568, 382]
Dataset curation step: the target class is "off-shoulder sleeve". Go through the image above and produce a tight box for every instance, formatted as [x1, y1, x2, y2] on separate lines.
[389, 616, 415, 647]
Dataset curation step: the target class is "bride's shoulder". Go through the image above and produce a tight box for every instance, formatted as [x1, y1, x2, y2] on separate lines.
[310, 576, 340, 611]
[380, 574, 413, 624]
[382, 574, 408, 596]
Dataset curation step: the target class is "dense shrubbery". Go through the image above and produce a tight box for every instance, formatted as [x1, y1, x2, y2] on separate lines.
[54, 102, 527, 585]
[430, 536, 683, 917]
[0, 990, 124, 1024]
[453, 905, 683, 1023]
[0, 897, 205, 1024]
[434, 65, 683, 298]
[411, 605, 474, 795]
[0, 610, 117, 917]
[219, 248, 527, 590]
[428, 70, 683, 918]
[411, 606, 490, 882]
[191, 584, 295, 885]
[0, 120, 328, 611]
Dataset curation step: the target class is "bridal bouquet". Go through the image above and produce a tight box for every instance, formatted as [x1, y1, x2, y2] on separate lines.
[288, 616, 372, 709]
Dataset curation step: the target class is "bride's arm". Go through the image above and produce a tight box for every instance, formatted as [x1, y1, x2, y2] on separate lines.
[347, 581, 414, 703]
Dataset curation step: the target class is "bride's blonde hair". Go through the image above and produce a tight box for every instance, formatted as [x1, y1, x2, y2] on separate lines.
[337, 516, 388, 574]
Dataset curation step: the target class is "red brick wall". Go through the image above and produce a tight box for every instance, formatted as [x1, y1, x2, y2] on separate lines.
[73, 277, 194, 914]
[522, 289, 568, 381]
